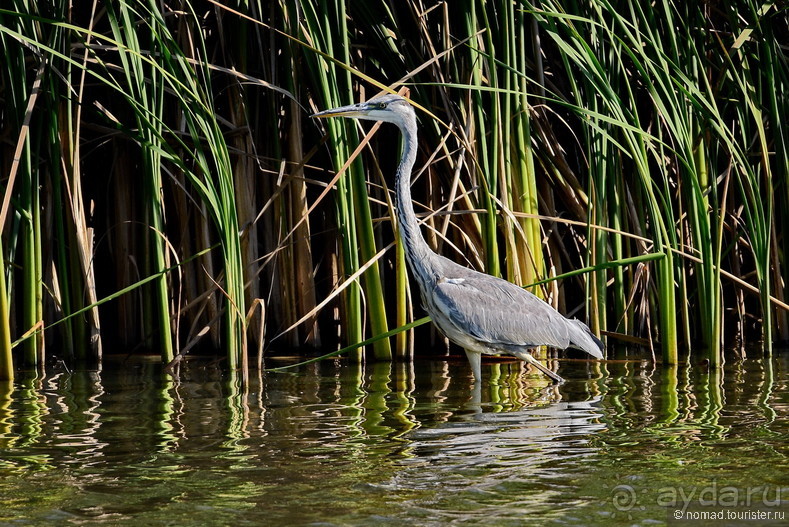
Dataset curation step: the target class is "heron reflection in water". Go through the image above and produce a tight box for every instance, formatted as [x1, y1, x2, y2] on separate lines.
[312, 94, 603, 384]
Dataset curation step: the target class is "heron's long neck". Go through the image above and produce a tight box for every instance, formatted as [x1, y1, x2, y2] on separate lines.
[394, 119, 435, 279]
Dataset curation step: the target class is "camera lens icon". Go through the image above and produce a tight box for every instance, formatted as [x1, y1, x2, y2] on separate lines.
[612, 484, 638, 512]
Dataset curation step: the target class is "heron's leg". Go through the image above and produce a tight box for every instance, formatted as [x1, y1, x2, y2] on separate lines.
[465, 349, 482, 383]
[514, 351, 565, 384]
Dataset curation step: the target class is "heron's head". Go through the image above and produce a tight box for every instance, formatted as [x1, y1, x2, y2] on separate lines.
[311, 94, 414, 128]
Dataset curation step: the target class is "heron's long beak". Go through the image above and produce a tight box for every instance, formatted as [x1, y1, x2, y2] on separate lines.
[310, 103, 368, 119]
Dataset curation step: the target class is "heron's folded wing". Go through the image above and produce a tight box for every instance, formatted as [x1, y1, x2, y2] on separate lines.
[432, 274, 574, 349]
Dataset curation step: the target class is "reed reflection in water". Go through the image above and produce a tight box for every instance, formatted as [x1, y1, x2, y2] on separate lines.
[0, 355, 786, 525]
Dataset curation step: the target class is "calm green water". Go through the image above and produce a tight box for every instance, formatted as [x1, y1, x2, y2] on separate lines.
[0, 356, 787, 526]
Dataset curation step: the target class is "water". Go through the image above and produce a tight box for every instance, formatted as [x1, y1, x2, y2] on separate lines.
[1, 356, 787, 526]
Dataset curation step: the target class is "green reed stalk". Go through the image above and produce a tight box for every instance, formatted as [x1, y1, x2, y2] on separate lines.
[298, 1, 362, 358]
[463, 1, 500, 277]
[18, 101, 39, 367]
[512, 7, 543, 290]
[394, 225, 409, 358]
[760, 7, 788, 344]
[0, 238, 11, 381]
[179, 32, 248, 373]
[494, 1, 543, 290]
[62, 69, 100, 361]
[226, 97, 256, 358]
[45, 76, 76, 359]
[619, 0, 719, 361]
[64, 1, 104, 359]
[107, 1, 174, 363]
[378, 151, 410, 358]
[1, 3, 47, 367]
[585, 11, 622, 346]
[300, 0, 391, 360]
[718, 1, 775, 354]
[647, 1, 722, 361]
[589, 111, 615, 346]
[600, 0, 683, 364]
[481, 4, 509, 281]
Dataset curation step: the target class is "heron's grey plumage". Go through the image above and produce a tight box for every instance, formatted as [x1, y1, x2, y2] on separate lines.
[312, 94, 604, 383]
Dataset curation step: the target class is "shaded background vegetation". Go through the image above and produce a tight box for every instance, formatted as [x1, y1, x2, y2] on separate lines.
[0, 0, 786, 381]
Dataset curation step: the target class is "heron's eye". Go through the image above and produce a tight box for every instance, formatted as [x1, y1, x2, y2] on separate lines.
[378, 102, 388, 109]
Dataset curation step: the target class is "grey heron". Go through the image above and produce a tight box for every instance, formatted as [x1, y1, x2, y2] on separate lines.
[312, 94, 604, 384]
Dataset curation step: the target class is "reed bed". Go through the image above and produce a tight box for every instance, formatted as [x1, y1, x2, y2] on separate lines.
[0, 0, 785, 381]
